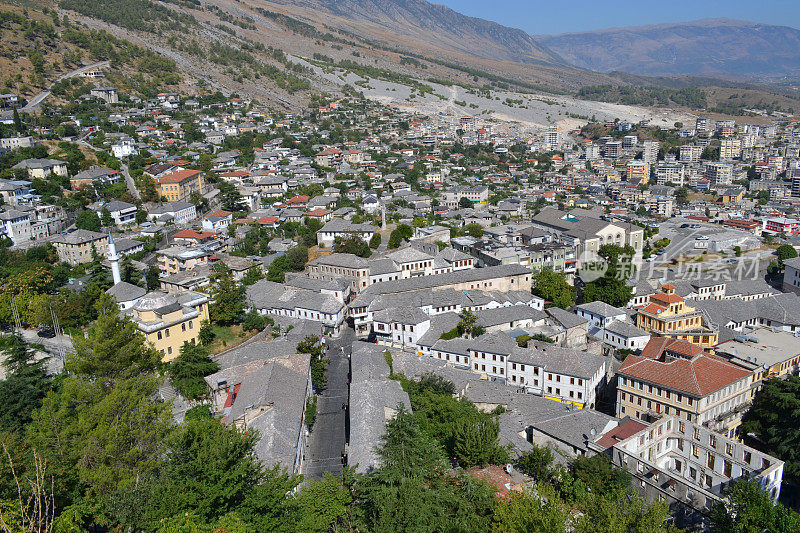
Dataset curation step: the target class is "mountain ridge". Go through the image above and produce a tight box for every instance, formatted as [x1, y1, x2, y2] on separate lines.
[536, 18, 800, 78]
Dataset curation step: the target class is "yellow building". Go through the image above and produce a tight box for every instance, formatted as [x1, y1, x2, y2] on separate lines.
[52, 229, 108, 265]
[636, 284, 718, 348]
[154, 169, 204, 202]
[617, 338, 753, 438]
[126, 290, 210, 361]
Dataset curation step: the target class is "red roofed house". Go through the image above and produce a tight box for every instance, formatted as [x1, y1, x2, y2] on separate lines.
[257, 216, 280, 228]
[287, 195, 310, 208]
[305, 208, 331, 222]
[202, 210, 233, 232]
[155, 169, 204, 202]
[616, 337, 754, 438]
[635, 284, 718, 349]
[172, 229, 218, 245]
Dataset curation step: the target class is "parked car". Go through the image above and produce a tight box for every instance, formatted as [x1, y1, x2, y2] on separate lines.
[37, 328, 55, 338]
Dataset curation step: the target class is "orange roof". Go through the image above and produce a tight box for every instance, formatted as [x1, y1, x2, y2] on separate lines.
[619, 339, 750, 396]
[155, 169, 202, 184]
[662, 283, 676, 290]
[220, 170, 250, 178]
[594, 418, 648, 450]
[208, 210, 232, 218]
[257, 216, 280, 225]
[651, 293, 684, 304]
[306, 208, 329, 217]
[641, 303, 665, 314]
[288, 195, 310, 204]
[173, 229, 217, 240]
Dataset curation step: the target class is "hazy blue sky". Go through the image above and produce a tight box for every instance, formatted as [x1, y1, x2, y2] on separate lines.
[435, 0, 799, 35]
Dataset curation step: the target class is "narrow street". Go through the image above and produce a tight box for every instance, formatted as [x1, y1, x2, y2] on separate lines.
[303, 327, 354, 481]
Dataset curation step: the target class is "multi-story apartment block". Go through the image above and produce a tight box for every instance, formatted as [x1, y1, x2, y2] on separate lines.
[636, 284, 718, 348]
[126, 290, 210, 361]
[157, 246, 210, 274]
[608, 415, 783, 530]
[642, 140, 659, 164]
[12, 158, 68, 179]
[617, 338, 752, 437]
[626, 161, 650, 184]
[704, 162, 733, 186]
[719, 138, 742, 160]
[52, 229, 108, 265]
[531, 207, 645, 257]
[154, 169, 204, 202]
[679, 144, 703, 163]
[431, 334, 607, 409]
[655, 163, 685, 186]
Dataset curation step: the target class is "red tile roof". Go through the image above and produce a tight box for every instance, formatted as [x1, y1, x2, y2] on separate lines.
[173, 229, 217, 240]
[306, 208, 328, 217]
[155, 169, 202, 184]
[651, 293, 684, 304]
[594, 418, 648, 450]
[208, 210, 232, 218]
[257, 216, 280, 225]
[287, 195, 309, 204]
[619, 339, 751, 396]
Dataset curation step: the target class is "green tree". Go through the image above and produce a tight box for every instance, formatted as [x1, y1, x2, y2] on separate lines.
[0, 334, 51, 431]
[532, 269, 575, 309]
[286, 245, 309, 272]
[29, 373, 174, 499]
[334, 236, 371, 258]
[297, 335, 327, 391]
[369, 232, 382, 249]
[517, 444, 554, 481]
[710, 478, 800, 533]
[387, 224, 413, 249]
[456, 310, 484, 338]
[570, 454, 630, 498]
[458, 197, 473, 209]
[451, 417, 505, 467]
[113, 417, 299, 530]
[288, 472, 355, 533]
[776, 244, 798, 269]
[75, 209, 101, 232]
[493, 485, 570, 533]
[241, 265, 264, 286]
[241, 307, 266, 332]
[358, 407, 497, 532]
[741, 375, 800, 481]
[209, 265, 246, 325]
[218, 181, 245, 212]
[198, 320, 215, 345]
[462, 222, 483, 238]
[146, 265, 161, 290]
[167, 342, 218, 400]
[68, 294, 160, 382]
[100, 208, 112, 227]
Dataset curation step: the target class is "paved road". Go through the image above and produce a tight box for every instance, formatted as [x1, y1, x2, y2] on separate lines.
[303, 327, 354, 480]
[120, 163, 141, 200]
[22, 61, 111, 112]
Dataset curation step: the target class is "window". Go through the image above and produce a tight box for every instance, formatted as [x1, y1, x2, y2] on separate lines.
[181, 323, 186, 332]
[744, 450, 752, 464]
[157, 331, 163, 340]
[188, 321, 193, 329]
[707, 454, 715, 469]
[167, 346, 172, 355]
[165, 328, 170, 338]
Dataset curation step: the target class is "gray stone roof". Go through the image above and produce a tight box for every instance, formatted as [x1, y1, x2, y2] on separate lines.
[475, 305, 547, 328]
[348, 342, 410, 474]
[604, 320, 649, 339]
[106, 281, 147, 303]
[576, 300, 627, 318]
[359, 264, 531, 297]
[546, 307, 588, 329]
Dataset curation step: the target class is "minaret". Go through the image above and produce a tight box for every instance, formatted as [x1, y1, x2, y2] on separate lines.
[108, 232, 121, 285]
[381, 204, 386, 230]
